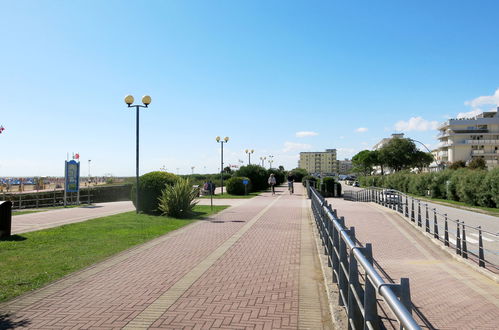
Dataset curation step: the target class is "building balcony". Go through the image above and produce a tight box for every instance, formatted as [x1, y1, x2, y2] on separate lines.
[464, 140, 499, 145]
[471, 150, 499, 156]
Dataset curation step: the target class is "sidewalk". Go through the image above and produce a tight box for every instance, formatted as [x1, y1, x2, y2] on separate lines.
[0, 185, 333, 329]
[326, 197, 499, 329]
[11, 201, 136, 234]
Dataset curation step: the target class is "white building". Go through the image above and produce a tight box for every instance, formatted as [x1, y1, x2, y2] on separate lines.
[436, 109, 499, 169]
[299, 149, 338, 175]
[336, 159, 353, 174]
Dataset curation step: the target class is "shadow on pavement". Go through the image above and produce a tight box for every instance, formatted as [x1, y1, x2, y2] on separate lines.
[0, 313, 31, 329]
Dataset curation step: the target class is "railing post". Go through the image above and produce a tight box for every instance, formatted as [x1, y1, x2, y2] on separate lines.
[405, 195, 408, 217]
[444, 214, 449, 247]
[417, 201, 422, 227]
[399, 278, 413, 321]
[478, 226, 485, 268]
[332, 217, 342, 283]
[411, 199, 415, 222]
[338, 225, 349, 306]
[462, 222, 468, 259]
[433, 208, 439, 239]
[363, 243, 379, 330]
[456, 220, 462, 255]
[347, 229, 362, 330]
[425, 204, 430, 233]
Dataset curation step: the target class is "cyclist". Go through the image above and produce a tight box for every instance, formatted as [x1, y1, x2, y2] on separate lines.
[287, 173, 294, 194]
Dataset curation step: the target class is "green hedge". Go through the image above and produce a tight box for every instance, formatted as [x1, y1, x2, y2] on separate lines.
[131, 171, 178, 214]
[359, 168, 499, 208]
[235, 165, 268, 192]
[226, 177, 251, 195]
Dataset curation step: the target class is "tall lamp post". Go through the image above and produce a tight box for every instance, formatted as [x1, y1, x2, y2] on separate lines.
[245, 149, 254, 165]
[216, 136, 229, 195]
[260, 156, 266, 167]
[124, 94, 151, 213]
[268, 155, 274, 169]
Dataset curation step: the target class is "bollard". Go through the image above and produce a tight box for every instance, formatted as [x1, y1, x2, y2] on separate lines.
[462, 222, 468, 259]
[444, 214, 449, 247]
[433, 208, 439, 239]
[478, 226, 485, 268]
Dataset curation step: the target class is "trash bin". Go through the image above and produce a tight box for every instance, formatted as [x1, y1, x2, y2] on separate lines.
[0, 200, 12, 238]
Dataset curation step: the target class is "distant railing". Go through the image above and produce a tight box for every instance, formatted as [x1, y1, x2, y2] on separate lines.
[0, 189, 93, 209]
[307, 183, 421, 330]
[344, 188, 499, 272]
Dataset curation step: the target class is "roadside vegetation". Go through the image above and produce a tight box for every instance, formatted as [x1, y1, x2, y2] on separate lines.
[0, 205, 227, 303]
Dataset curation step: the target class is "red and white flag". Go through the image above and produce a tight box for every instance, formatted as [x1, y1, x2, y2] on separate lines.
[0, 126, 5, 134]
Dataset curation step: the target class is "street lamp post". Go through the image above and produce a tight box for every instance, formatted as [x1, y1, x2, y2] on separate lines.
[268, 155, 274, 169]
[216, 136, 229, 195]
[260, 156, 266, 167]
[88, 159, 91, 205]
[245, 149, 254, 165]
[124, 94, 151, 214]
[191, 166, 195, 174]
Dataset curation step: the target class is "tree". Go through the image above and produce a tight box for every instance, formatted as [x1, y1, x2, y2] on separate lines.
[352, 150, 376, 175]
[290, 168, 308, 182]
[412, 151, 434, 172]
[378, 138, 418, 172]
[468, 157, 487, 170]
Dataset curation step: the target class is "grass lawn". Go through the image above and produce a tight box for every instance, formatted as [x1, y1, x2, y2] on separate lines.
[199, 192, 260, 199]
[12, 210, 46, 216]
[0, 205, 227, 303]
[405, 194, 499, 217]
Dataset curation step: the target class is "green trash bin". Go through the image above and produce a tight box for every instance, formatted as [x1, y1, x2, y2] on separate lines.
[0, 200, 12, 238]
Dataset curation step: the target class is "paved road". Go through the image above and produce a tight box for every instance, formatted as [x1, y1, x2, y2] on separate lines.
[11, 201, 136, 234]
[1, 186, 333, 329]
[325, 196, 499, 329]
[343, 183, 499, 268]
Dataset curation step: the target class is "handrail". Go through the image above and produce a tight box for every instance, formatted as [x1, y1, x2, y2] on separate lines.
[309, 186, 421, 330]
[346, 186, 498, 270]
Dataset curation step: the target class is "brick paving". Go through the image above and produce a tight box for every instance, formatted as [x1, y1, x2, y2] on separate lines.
[326, 197, 499, 330]
[1, 185, 332, 329]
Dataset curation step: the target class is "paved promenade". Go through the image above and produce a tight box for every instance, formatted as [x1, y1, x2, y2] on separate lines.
[12, 201, 136, 234]
[326, 197, 499, 329]
[1, 186, 333, 329]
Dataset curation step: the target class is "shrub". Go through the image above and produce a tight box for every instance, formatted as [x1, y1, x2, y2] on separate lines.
[468, 157, 487, 170]
[335, 182, 342, 196]
[322, 177, 336, 197]
[449, 160, 466, 170]
[302, 175, 318, 187]
[484, 168, 499, 207]
[290, 168, 308, 182]
[235, 165, 268, 192]
[226, 176, 251, 195]
[131, 171, 178, 214]
[157, 177, 198, 218]
[455, 170, 486, 206]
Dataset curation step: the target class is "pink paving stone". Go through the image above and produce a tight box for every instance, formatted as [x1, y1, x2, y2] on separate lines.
[327, 197, 499, 329]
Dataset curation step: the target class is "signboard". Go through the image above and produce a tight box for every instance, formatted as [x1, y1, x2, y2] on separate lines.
[65, 160, 80, 192]
[242, 179, 249, 185]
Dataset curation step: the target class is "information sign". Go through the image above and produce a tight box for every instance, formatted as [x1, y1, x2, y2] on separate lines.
[65, 160, 80, 192]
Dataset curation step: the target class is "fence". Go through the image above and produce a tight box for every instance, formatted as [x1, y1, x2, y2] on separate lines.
[308, 183, 421, 330]
[344, 188, 499, 272]
[0, 184, 132, 210]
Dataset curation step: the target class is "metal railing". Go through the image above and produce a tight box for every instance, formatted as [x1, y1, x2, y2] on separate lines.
[307, 184, 421, 330]
[345, 188, 499, 272]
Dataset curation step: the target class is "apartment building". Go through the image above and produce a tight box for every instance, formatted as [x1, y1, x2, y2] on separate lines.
[436, 109, 499, 169]
[336, 159, 353, 174]
[299, 149, 338, 175]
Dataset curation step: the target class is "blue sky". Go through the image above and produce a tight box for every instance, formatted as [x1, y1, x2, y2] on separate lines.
[1, 0, 499, 176]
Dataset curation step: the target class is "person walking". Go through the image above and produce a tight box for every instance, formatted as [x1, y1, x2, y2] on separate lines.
[268, 173, 277, 195]
[287, 173, 294, 194]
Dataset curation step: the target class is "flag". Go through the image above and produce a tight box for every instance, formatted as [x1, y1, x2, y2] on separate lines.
[0, 126, 4, 134]
[75, 153, 80, 160]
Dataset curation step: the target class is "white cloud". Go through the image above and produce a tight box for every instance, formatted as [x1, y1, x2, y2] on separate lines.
[456, 109, 483, 119]
[355, 127, 368, 133]
[394, 117, 439, 132]
[465, 88, 499, 108]
[282, 142, 311, 152]
[295, 131, 318, 138]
